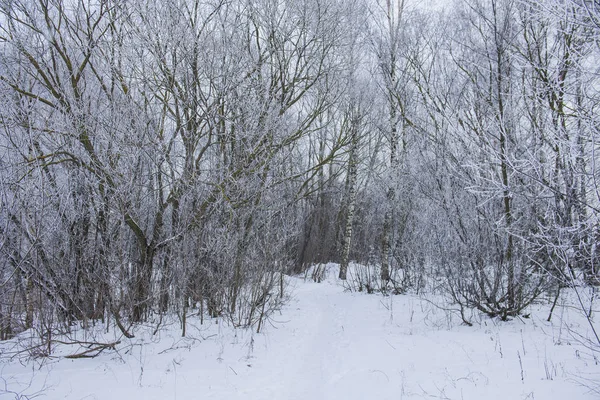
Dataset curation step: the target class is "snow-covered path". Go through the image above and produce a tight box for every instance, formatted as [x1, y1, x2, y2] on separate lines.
[234, 274, 597, 400]
[2, 266, 599, 399]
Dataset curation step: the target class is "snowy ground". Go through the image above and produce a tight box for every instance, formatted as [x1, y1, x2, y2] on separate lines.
[2, 264, 599, 399]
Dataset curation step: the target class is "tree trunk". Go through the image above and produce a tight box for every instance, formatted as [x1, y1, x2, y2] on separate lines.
[339, 115, 360, 280]
[382, 84, 400, 284]
[132, 247, 154, 322]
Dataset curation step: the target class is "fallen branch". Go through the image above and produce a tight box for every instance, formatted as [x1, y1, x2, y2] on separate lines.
[64, 341, 121, 359]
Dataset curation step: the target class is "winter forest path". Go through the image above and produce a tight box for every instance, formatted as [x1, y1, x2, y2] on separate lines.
[2, 265, 597, 400]
[205, 267, 596, 400]
[273, 277, 392, 400]
[220, 268, 598, 400]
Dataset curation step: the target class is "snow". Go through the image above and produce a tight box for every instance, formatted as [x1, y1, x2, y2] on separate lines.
[2, 263, 599, 399]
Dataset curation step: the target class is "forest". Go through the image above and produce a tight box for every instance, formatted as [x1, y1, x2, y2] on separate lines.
[0, 0, 598, 364]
